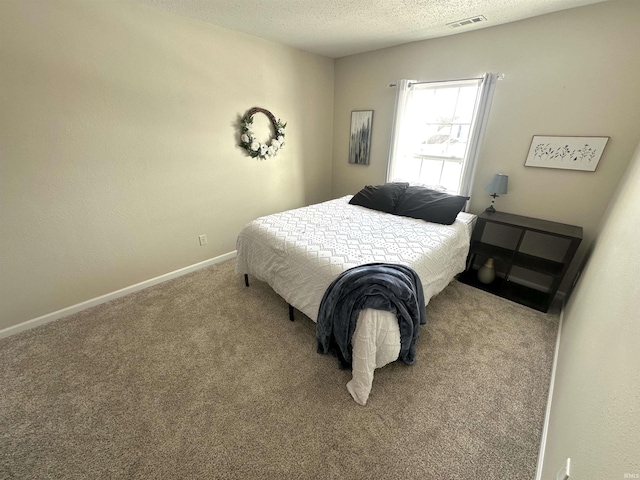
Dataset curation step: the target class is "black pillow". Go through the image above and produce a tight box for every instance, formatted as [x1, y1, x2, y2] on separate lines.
[394, 186, 469, 225]
[349, 182, 409, 214]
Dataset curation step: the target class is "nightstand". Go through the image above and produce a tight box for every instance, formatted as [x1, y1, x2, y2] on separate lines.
[458, 211, 582, 312]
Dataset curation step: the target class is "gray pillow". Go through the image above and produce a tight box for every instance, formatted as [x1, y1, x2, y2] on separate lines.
[349, 183, 409, 214]
[394, 186, 469, 225]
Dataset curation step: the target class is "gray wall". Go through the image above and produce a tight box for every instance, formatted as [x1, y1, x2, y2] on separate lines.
[540, 140, 640, 477]
[0, 0, 334, 329]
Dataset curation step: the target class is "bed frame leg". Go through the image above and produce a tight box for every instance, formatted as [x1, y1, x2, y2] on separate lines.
[288, 304, 295, 322]
[244, 274, 249, 287]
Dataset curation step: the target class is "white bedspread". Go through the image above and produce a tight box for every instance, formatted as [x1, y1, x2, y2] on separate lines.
[347, 309, 401, 406]
[236, 195, 475, 404]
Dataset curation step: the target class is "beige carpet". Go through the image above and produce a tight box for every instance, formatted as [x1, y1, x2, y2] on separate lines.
[0, 259, 558, 479]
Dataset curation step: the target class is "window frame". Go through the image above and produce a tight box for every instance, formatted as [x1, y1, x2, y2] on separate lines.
[386, 74, 499, 198]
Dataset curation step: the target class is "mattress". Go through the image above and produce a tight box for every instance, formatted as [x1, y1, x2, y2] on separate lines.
[236, 195, 476, 321]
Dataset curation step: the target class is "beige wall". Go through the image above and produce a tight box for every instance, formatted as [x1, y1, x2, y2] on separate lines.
[0, 0, 334, 329]
[540, 140, 640, 477]
[332, 1, 640, 293]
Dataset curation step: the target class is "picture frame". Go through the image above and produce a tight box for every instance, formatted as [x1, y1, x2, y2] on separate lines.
[524, 135, 609, 172]
[348, 110, 373, 165]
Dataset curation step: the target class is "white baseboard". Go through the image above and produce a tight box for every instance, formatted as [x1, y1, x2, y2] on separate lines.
[534, 300, 565, 479]
[0, 251, 237, 340]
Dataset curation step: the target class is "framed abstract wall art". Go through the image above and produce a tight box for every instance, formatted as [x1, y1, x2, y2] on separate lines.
[348, 110, 373, 165]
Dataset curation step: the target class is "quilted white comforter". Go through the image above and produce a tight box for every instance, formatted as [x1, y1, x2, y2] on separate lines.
[235, 195, 475, 404]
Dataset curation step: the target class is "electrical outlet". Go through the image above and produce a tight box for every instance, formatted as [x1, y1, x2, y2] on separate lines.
[556, 458, 570, 480]
[198, 234, 207, 246]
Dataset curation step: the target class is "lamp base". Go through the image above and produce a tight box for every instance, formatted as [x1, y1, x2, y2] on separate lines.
[485, 205, 496, 213]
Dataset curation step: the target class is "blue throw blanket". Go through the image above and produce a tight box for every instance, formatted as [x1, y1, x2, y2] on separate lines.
[316, 263, 426, 369]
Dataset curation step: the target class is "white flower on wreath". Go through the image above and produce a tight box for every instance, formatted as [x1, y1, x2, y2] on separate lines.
[260, 144, 268, 155]
[267, 146, 276, 156]
[277, 135, 284, 143]
[251, 141, 260, 151]
[241, 133, 250, 143]
[271, 139, 280, 149]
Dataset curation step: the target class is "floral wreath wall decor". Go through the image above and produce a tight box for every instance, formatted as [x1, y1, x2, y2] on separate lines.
[239, 107, 286, 160]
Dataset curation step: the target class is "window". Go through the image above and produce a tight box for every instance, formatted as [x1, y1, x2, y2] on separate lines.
[386, 74, 499, 196]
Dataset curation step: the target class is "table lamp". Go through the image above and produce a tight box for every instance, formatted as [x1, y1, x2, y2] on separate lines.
[485, 174, 508, 212]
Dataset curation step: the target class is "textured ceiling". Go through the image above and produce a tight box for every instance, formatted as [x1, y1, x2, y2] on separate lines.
[131, 0, 607, 58]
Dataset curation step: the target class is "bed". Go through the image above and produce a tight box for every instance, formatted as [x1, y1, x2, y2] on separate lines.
[236, 191, 476, 404]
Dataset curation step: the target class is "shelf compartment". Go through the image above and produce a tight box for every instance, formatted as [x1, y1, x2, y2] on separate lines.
[471, 242, 564, 276]
[512, 252, 564, 276]
[458, 269, 550, 312]
[470, 241, 515, 262]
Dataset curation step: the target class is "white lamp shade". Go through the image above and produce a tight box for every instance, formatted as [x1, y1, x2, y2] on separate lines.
[485, 174, 508, 195]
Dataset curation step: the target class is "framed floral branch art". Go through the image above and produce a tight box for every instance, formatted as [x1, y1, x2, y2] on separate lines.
[524, 135, 609, 171]
[239, 107, 286, 160]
